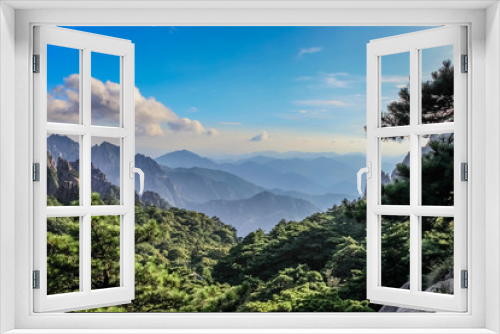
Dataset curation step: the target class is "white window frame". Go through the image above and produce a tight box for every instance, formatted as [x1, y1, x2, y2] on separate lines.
[33, 26, 136, 313]
[366, 26, 467, 312]
[1, 1, 498, 333]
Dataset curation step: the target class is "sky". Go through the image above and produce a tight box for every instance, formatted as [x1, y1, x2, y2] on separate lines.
[46, 26, 452, 159]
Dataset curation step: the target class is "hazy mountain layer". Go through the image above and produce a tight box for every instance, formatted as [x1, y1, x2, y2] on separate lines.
[192, 191, 319, 237]
[47, 135, 363, 236]
[161, 165, 264, 203]
[156, 150, 360, 195]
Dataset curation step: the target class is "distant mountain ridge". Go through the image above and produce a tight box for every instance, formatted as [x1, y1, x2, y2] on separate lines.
[47, 134, 80, 164]
[156, 150, 360, 196]
[47, 135, 364, 236]
[161, 165, 264, 204]
[156, 149, 217, 169]
[192, 191, 319, 237]
[91, 141, 121, 186]
[135, 154, 182, 206]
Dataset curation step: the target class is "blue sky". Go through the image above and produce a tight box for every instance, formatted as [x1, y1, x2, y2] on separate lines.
[47, 26, 453, 158]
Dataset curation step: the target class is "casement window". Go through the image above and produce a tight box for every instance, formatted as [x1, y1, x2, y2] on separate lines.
[364, 26, 467, 312]
[33, 26, 142, 312]
[3, 2, 497, 333]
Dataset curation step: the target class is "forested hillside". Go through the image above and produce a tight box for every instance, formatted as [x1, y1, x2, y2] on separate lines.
[49, 192, 453, 312]
[47, 136, 454, 312]
[49, 193, 374, 312]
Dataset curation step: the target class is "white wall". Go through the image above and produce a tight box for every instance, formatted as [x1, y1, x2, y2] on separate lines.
[4, 4, 496, 332]
[486, 2, 500, 333]
[0, 2, 16, 333]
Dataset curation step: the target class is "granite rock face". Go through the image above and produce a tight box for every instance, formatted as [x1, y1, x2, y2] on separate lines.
[141, 191, 171, 209]
[47, 152, 120, 205]
[46, 152, 79, 205]
[56, 157, 79, 204]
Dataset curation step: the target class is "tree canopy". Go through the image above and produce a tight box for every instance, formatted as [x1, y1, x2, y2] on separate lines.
[381, 60, 454, 127]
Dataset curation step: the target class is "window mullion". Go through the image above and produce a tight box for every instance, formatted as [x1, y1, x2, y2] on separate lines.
[78, 49, 84, 293]
[409, 47, 420, 294]
[413, 123, 454, 135]
[82, 214, 91, 293]
[372, 126, 411, 138]
[82, 48, 91, 208]
[82, 47, 92, 294]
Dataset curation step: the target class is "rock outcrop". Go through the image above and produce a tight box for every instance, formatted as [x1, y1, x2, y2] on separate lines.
[141, 191, 171, 209]
[47, 152, 79, 205]
[47, 151, 120, 205]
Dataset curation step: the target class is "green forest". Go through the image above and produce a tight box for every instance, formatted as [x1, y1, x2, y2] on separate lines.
[46, 60, 455, 312]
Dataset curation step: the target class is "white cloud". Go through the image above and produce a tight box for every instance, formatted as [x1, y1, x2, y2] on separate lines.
[168, 117, 204, 133]
[250, 131, 269, 142]
[324, 72, 349, 88]
[293, 100, 348, 107]
[47, 74, 216, 137]
[46, 74, 80, 123]
[297, 47, 323, 57]
[206, 128, 219, 136]
[219, 122, 242, 126]
[135, 88, 215, 136]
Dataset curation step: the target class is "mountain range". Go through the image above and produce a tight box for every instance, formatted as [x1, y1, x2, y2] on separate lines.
[156, 150, 362, 195]
[47, 135, 365, 236]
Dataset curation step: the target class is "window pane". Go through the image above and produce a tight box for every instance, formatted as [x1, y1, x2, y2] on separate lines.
[91, 215, 120, 290]
[47, 134, 80, 206]
[47, 216, 80, 295]
[421, 45, 454, 124]
[47, 44, 80, 124]
[91, 137, 121, 205]
[380, 52, 410, 127]
[421, 133, 454, 206]
[381, 215, 410, 289]
[421, 216, 454, 294]
[381, 136, 410, 205]
[91, 52, 121, 127]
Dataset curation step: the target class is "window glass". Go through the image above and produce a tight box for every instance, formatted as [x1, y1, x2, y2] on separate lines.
[91, 137, 121, 205]
[47, 216, 80, 295]
[421, 45, 454, 124]
[47, 134, 80, 206]
[91, 52, 121, 127]
[421, 216, 454, 294]
[421, 134, 454, 206]
[47, 45, 80, 124]
[91, 215, 121, 290]
[381, 52, 410, 127]
[381, 215, 410, 289]
[381, 136, 410, 205]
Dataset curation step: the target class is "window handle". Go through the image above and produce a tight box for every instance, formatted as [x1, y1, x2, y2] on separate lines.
[129, 162, 145, 195]
[357, 162, 372, 195]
